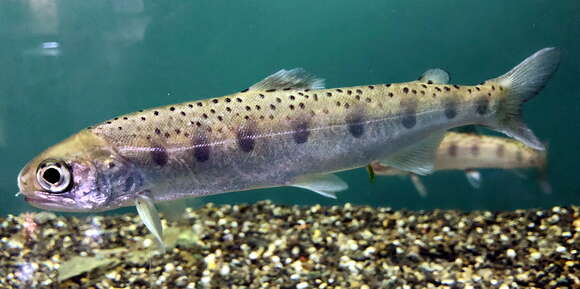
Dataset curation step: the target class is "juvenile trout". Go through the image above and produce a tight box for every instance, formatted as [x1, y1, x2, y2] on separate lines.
[17, 48, 560, 246]
[370, 132, 549, 197]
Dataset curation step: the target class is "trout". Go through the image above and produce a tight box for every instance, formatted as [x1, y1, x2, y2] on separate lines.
[17, 48, 560, 248]
[370, 131, 549, 197]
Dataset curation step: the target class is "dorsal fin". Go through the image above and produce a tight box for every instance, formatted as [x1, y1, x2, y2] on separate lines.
[418, 68, 450, 84]
[249, 68, 325, 91]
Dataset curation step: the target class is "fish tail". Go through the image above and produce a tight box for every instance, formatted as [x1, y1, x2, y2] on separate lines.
[488, 47, 560, 150]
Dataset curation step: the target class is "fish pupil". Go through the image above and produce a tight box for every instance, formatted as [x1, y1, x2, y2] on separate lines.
[43, 168, 61, 184]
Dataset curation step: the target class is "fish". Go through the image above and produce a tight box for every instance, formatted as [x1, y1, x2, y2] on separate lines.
[370, 131, 550, 197]
[17, 48, 560, 248]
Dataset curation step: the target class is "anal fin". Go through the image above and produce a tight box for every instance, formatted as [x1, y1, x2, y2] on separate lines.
[381, 131, 446, 175]
[290, 173, 348, 199]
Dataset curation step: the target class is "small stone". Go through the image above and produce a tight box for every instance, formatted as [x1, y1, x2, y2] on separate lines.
[219, 264, 230, 276]
[506, 249, 516, 258]
[164, 263, 175, 272]
[200, 276, 211, 285]
[296, 282, 309, 289]
[143, 238, 153, 248]
[175, 276, 188, 286]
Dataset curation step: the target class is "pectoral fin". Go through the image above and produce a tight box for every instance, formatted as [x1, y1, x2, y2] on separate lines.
[290, 173, 348, 199]
[381, 131, 445, 175]
[135, 194, 166, 252]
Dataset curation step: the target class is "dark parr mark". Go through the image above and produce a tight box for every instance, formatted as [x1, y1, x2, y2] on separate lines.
[293, 120, 310, 144]
[475, 96, 490, 115]
[346, 114, 365, 138]
[237, 126, 256, 152]
[151, 146, 169, 166]
[401, 100, 417, 129]
[448, 143, 458, 157]
[193, 134, 211, 162]
[443, 99, 457, 119]
[516, 151, 523, 162]
[496, 144, 505, 157]
[470, 144, 480, 156]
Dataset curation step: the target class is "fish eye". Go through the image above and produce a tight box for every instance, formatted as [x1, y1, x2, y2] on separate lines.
[36, 160, 72, 193]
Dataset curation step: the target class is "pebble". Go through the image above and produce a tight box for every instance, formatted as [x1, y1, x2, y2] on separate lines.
[296, 282, 309, 289]
[0, 202, 577, 289]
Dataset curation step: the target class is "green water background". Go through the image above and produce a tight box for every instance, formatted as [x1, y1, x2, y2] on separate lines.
[0, 0, 578, 215]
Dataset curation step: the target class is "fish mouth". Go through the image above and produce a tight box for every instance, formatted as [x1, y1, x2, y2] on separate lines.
[23, 192, 87, 212]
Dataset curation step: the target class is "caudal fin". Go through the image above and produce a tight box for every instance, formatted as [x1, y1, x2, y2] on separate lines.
[489, 47, 560, 150]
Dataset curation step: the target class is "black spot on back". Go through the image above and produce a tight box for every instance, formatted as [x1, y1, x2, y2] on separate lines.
[151, 146, 169, 166]
[401, 100, 417, 129]
[193, 134, 211, 162]
[346, 114, 365, 138]
[475, 96, 490, 115]
[444, 99, 458, 119]
[293, 120, 310, 144]
[237, 126, 256, 152]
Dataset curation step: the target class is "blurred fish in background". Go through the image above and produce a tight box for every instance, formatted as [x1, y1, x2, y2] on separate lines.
[371, 132, 551, 197]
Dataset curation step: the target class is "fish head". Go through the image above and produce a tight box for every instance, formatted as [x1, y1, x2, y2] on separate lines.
[18, 130, 140, 212]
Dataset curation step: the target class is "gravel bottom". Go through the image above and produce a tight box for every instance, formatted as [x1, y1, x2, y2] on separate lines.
[1, 202, 578, 289]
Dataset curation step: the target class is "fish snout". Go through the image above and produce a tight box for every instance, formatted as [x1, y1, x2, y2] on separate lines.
[17, 164, 31, 192]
